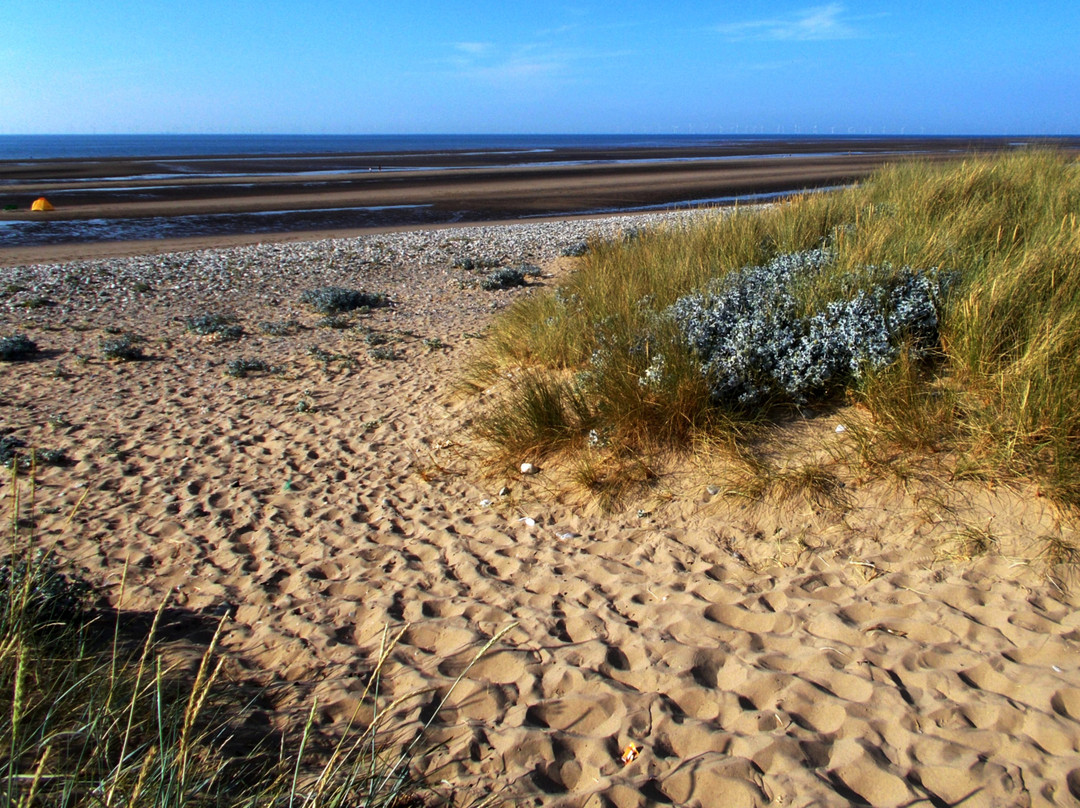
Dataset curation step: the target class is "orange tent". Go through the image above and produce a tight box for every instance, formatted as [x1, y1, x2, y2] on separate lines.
[31, 197, 54, 211]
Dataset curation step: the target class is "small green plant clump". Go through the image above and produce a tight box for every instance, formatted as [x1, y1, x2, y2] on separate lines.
[368, 345, 401, 361]
[316, 314, 353, 329]
[0, 433, 70, 469]
[100, 333, 147, 361]
[257, 319, 300, 336]
[560, 240, 590, 257]
[225, 357, 274, 377]
[0, 333, 39, 361]
[0, 548, 92, 630]
[300, 286, 390, 314]
[185, 312, 244, 340]
[481, 266, 529, 291]
[452, 255, 502, 271]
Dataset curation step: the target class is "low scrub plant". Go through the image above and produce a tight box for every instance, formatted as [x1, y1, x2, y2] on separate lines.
[186, 313, 243, 341]
[317, 314, 353, 330]
[258, 319, 300, 336]
[560, 240, 589, 257]
[668, 250, 951, 407]
[0, 334, 39, 361]
[300, 287, 389, 314]
[367, 346, 401, 361]
[225, 358, 274, 378]
[0, 434, 68, 469]
[480, 267, 528, 291]
[100, 333, 147, 361]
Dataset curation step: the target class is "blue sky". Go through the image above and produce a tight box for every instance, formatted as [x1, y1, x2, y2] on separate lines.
[2, 1, 1077, 135]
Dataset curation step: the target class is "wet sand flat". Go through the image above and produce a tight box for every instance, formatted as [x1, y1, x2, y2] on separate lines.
[5, 136, 1077, 267]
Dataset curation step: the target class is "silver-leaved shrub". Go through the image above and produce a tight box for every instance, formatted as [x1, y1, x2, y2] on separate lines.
[667, 250, 952, 407]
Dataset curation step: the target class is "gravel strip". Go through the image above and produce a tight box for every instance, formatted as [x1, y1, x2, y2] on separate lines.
[0, 212, 719, 331]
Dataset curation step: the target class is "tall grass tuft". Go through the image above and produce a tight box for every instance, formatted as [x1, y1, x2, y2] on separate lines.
[468, 150, 1080, 507]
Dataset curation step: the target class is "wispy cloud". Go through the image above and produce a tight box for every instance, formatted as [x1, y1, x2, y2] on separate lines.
[453, 42, 493, 56]
[716, 4, 864, 42]
[444, 41, 566, 83]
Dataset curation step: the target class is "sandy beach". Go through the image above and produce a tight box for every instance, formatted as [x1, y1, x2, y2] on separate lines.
[3, 211, 1080, 807]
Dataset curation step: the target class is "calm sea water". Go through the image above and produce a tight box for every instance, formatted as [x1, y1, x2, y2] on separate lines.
[2, 133, 886, 161]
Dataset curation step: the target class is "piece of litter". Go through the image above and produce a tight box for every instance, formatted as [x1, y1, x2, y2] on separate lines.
[556, 531, 579, 540]
[520, 462, 537, 475]
[479, 499, 492, 507]
[620, 743, 642, 765]
[706, 485, 721, 496]
[498, 486, 511, 496]
[835, 424, 847, 433]
[517, 517, 536, 527]
[1053, 665, 1063, 673]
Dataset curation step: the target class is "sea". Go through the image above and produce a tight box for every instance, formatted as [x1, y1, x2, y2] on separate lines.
[0, 133, 864, 161]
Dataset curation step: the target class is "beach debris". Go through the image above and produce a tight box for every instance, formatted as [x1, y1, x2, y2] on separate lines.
[517, 517, 537, 527]
[706, 485, 721, 496]
[868, 624, 908, 637]
[498, 486, 511, 496]
[835, 423, 847, 433]
[620, 742, 642, 765]
[520, 462, 538, 475]
[31, 197, 54, 211]
[479, 499, 492, 507]
[555, 531, 580, 540]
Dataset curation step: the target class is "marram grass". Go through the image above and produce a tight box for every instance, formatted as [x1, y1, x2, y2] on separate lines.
[468, 149, 1080, 507]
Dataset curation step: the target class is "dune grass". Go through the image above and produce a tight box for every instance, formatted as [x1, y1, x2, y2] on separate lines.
[467, 149, 1080, 507]
[0, 466, 504, 807]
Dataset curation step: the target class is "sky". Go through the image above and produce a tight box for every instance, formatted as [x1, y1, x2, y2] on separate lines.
[1, 1, 1078, 135]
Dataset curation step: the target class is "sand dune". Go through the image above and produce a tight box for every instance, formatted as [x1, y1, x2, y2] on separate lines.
[3, 219, 1079, 807]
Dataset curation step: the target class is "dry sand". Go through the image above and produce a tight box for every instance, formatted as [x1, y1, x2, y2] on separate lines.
[3, 216, 1080, 807]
